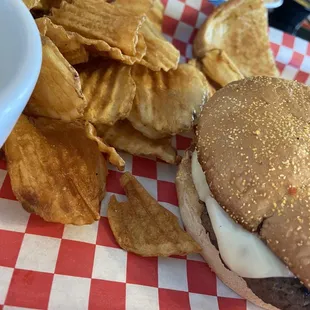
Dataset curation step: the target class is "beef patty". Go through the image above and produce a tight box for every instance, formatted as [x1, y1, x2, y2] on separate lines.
[201, 208, 310, 310]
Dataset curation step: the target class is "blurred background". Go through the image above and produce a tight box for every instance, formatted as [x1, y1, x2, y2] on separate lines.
[210, 0, 310, 41]
[269, 0, 310, 41]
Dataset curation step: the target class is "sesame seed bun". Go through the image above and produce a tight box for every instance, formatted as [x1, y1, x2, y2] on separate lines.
[195, 76, 310, 289]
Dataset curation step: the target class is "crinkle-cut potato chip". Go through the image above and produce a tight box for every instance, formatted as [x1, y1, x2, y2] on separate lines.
[96, 120, 179, 164]
[50, 0, 147, 65]
[110, 0, 167, 67]
[85, 122, 125, 171]
[25, 0, 62, 11]
[79, 60, 135, 126]
[147, 0, 164, 30]
[193, 0, 279, 77]
[108, 172, 201, 257]
[23, 0, 41, 9]
[188, 59, 216, 96]
[5, 115, 107, 225]
[107, 0, 163, 30]
[128, 64, 210, 139]
[127, 110, 167, 140]
[109, 0, 154, 15]
[109, 0, 163, 30]
[187, 58, 202, 70]
[201, 49, 244, 88]
[39, 0, 62, 9]
[24, 36, 87, 121]
[138, 17, 180, 71]
[51, 0, 144, 56]
[36, 17, 89, 65]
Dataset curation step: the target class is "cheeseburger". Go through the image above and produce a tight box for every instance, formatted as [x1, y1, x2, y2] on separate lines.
[176, 76, 310, 310]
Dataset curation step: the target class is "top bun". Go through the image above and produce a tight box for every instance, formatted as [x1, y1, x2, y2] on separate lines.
[196, 76, 310, 288]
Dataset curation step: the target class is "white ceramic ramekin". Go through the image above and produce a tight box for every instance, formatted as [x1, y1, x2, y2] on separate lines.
[0, 0, 42, 147]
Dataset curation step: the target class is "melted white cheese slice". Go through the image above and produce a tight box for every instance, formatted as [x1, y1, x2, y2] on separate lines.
[191, 151, 293, 278]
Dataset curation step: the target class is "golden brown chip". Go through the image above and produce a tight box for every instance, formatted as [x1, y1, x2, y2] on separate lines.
[96, 120, 179, 164]
[187, 58, 202, 70]
[147, 0, 164, 30]
[127, 112, 167, 139]
[106, 0, 171, 70]
[50, 0, 147, 64]
[24, 0, 61, 10]
[193, 0, 279, 77]
[109, 0, 163, 30]
[201, 49, 244, 87]
[108, 172, 201, 257]
[188, 59, 216, 96]
[128, 64, 210, 139]
[5, 115, 107, 225]
[39, 0, 62, 9]
[110, 0, 154, 14]
[36, 17, 89, 65]
[79, 60, 135, 126]
[52, 0, 143, 56]
[85, 122, 125, 171]
[138, 17, 180, 71]
[24, 36, 87, 121]
[36, 17, 49, 33]
[23, 0, 41, 9]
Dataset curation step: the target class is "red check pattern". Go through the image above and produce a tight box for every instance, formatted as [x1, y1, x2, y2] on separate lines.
[0, 1, 309, 309]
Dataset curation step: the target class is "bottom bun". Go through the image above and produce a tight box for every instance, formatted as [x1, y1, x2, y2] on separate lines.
[176, 151, 278, 310]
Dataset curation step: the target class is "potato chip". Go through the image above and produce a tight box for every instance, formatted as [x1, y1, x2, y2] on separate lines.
[24, 0, 61, 11]
[188, 59, 216, 96]
[106, 0, 169, 70]
[110, 0, 154, 14]
[85, 122, 125, 171]
[24, 36, 87, 121]
[96, 120, 179, 164]
[36, 17, 89, 65]
[128, 64, 210, 139]
[193, 0, 279, 77]
[187, 58, 202, 70]
[51, 0, 143, 56]
[147, 0, 164, 30]
[127, 112, 167, 139]
[201, 49, 244, 87]
[79, 60, 135, 126]
[109, 0, 163, 30]
[138, 17, 180, 71]
[5, 115, 107, 225]
[23, 0, 41, 9]
[40, 0, 62, 9]
[50, 0, 147, 64]
[108, 173, 201, 257]
[36, 17, 49, 34]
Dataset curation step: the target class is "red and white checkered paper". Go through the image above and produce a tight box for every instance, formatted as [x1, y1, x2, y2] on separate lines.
[0, 1, 309, 309]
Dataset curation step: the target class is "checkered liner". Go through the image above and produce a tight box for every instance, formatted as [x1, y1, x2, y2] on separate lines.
[0, 1, 309, 309]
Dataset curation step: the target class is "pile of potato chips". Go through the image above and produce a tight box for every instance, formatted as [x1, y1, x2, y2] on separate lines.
[23, 0, 211, 170]
[1, 0, 211, 256]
